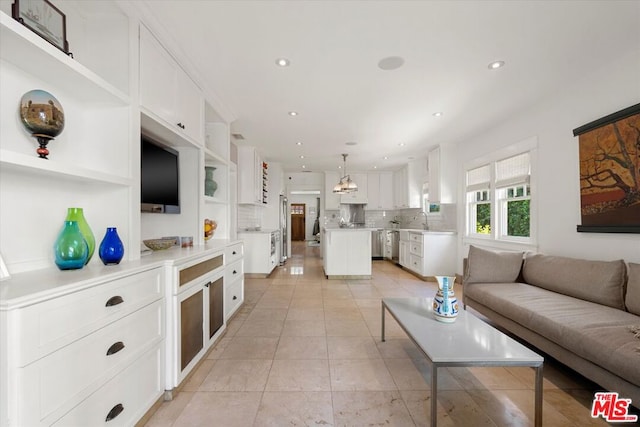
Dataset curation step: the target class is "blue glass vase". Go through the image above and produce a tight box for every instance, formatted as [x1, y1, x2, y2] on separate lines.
[54, 221, 89, 270]
[99, 227, 125, 265]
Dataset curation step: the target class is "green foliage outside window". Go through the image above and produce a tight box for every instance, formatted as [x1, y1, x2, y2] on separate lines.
[507, 200, 530, 237]
[475, 203, 491, 234]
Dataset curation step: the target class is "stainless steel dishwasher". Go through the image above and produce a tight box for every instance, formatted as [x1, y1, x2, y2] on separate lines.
[371, 229, 384, 260]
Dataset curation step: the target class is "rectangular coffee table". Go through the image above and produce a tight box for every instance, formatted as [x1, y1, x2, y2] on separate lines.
[381, 298, 543, 427]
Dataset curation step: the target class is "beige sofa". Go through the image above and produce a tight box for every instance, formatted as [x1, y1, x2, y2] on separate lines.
[462, 245, 640, 406]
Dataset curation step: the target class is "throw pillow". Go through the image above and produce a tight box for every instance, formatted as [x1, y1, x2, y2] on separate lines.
[464, 245, 524, 284]
[626, 262, 640, 315]
[523, 254, 626, 309]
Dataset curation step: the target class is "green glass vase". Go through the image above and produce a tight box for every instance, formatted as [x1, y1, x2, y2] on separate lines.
[54, 221, 89, 270]
[65, 207, 95, 264]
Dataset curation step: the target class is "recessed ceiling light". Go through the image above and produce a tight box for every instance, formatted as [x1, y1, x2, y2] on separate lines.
[378, 56, 405, 71]
[398, 142, 405, 147]
[373, 165, 378, 169]
[296, 142, 303, 146]
[488, 60, 505, 70]
[275, 58, 290, 67]
[288, 111, 298, 116]
[383, 156, 389, 160]
[432, 112, 443, 117]
[345, 141, 357, 146]
[299, 155, 305, 159]
[301, 165, 306, 169]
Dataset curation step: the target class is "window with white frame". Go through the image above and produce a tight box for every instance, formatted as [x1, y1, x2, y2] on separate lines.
[465, 149, 534, 244]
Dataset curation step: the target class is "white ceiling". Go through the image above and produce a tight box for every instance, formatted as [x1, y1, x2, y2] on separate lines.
[140, 0, 640, 173]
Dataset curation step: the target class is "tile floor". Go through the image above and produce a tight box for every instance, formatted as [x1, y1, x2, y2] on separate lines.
[145, 241, 628, 426]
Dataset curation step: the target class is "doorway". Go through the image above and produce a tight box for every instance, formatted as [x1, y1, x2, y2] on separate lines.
[291, 203, 306, 241]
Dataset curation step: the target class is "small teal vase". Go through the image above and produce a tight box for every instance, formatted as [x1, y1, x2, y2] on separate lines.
[98, 227, 124, 265]
[65, 207, 95, 264]
[204, 166, 218, 197]
[54, 221, 89, 270]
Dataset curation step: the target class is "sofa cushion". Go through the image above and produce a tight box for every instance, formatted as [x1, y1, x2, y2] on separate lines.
[465, 282, 640, 386]
[464, 245, 524, 284]
[626, 263, 640, 315]
[523, 254, 626, 310]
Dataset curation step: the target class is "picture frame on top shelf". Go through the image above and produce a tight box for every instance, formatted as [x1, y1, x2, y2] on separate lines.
[12, 0, 71, 56]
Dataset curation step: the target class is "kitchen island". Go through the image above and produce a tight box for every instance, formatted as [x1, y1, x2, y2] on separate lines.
[322, 227, 374, 279]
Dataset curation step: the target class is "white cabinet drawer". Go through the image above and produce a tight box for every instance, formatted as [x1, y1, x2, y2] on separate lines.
[225, 242, 243, 264]
[225, 259, 243, 284]
[409, 233, 423, 243]
[14, 268, 163, 365]
[18, 301, 163, 424]
[409, 242, 422, 256]
[409, 254, 423, 274]
[224, 278, 243, 320]
[51, 346, 163, 427]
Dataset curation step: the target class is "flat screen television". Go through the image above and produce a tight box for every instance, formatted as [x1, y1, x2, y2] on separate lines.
[141, 135, 180, 213]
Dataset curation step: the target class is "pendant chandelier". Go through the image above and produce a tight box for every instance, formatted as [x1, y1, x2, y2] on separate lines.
[333, 153, 358, 194]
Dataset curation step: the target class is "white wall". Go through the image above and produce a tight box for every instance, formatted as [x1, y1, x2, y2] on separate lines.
[455, 48, 640, 269]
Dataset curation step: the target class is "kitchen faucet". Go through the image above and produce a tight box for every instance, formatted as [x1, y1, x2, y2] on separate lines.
[415, 211, 429, 230]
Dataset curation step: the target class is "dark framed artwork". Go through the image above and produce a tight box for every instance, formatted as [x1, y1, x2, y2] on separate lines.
[572, 103, 640, 233]
[12, 0, 70, 55]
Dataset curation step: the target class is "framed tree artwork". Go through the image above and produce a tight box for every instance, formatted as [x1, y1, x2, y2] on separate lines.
[572, 103, 640, 233]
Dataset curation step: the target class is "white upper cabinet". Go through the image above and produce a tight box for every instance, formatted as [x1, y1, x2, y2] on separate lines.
[428, 146, 456, 203]
[366, 172, 393, 210]
[393, 167, 409, 208]
[139, 24, 203, 145]
[340, 173, 368, 204]
[237, 146, 264, 205]
[407, 158, 426, 208]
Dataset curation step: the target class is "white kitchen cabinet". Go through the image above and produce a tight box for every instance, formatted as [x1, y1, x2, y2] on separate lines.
[237, 146, 266, 205]
[1, 267, 165, 426]
[366, 172, 393, 210]
[237, 231, 278, 276]
[140, 24, 204, 145]
[325, 171, 341, 210]
[340, 173, 368, 204]
[403, 231, 456, 278]
[224, 242, 244, 319]
[393, 167, 409, 208]
[428, 145, 456, 203]
[407, 159, 426, 208]
[399, 240, 410, 267]
[323, 229, 371, 278]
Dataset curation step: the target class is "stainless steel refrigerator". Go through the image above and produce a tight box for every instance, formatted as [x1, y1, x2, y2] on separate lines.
[279, 195, 288, 264]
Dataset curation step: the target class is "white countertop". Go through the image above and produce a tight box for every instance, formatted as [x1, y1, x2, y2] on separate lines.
[0, 238, 242, 309]
[237, 229, 278, 234]
[400, 229, 457, 235]
[323, 227, 379, 232]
